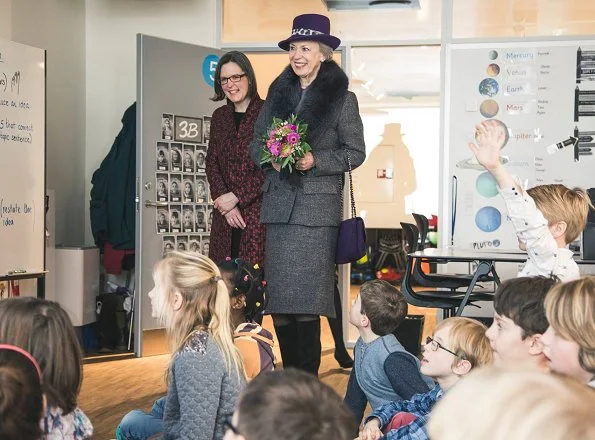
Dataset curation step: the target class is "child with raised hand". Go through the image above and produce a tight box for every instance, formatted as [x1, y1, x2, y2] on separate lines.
[358, 317, 493, 440]
[486, 276, 557, 370]
[0, 345, 45, 440]
[469, 120, 592, 281]
[542, 275, 595, 387]
[0, 297, 93, 439]
[219, 258, 275, 379]
[344, 280, 433, 427]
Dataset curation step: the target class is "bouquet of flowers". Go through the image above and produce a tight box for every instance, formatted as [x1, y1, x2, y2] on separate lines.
[260, 114, 311, 172]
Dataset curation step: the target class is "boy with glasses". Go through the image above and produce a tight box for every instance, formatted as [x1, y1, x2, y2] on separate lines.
[358, 317, 493, 440]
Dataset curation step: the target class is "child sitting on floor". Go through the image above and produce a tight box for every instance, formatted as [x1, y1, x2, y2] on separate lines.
[344, 280, 433, 427]
[428, 366, 595, 440]
[0, 344, 45, 440]
[486, 276, 557, 370]
[219, 258, 275, 379]
[469, 120, 592, 281]
[223, 369, 357, 440]
[118, 256, 273, 440]
[358, 317, 493, 440]
[0, 298, 93, 439]
[542, 275, 595, 387]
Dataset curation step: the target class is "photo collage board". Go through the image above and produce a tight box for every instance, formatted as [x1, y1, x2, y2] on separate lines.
[157, 113, 212, 256]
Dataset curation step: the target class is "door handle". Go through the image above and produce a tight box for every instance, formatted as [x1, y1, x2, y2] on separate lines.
[144, 200, 168, 208]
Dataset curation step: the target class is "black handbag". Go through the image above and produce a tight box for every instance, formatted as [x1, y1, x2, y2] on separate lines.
[336, 151, 367, 264]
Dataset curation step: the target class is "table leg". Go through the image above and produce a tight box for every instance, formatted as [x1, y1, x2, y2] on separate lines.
[455, 261, 492, 316]
[37, 275, 45, 299]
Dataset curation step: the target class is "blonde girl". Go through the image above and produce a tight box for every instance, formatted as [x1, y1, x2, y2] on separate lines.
[542, 275, 595, 386]
[148, 251, 245, 440]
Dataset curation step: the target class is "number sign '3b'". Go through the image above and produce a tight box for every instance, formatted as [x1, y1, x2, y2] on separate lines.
[174, 115, 203, 144]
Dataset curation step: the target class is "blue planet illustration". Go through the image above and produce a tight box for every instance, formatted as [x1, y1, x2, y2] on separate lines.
[476, 172, 499, 198]
[479, 78, 499, 97]
[475, 206, 501, 232]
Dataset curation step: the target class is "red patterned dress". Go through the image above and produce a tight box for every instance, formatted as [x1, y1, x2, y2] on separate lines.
[206, 97, 266, 266]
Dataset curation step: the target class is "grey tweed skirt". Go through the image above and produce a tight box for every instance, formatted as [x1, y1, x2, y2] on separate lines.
[264, 223, 338, 317]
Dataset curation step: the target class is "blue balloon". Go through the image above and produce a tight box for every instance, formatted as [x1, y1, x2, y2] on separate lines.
[475, 206, 502, 232]
[202, 54, 220, 87]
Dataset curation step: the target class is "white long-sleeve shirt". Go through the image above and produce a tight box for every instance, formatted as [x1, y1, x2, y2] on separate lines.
[500, 185, 579, 281]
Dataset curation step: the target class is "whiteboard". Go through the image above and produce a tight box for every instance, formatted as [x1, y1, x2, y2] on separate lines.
[445, 40, 595, 251]
[0, 39, 45, 277]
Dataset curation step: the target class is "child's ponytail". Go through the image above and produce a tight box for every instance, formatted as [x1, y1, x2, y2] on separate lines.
[211, 273, 245, 379]
[159, 252, 245, 380]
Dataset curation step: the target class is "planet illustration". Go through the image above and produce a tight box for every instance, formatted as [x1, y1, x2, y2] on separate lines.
[475, 119, 510, 148]
[479, 78, 499, 97]
[476, 172, 499, 198]
[488, 50, 499, 60]
[456, 155, 509, 171]
[487, 63, 500, 77]
[475, 206, 502, 233]
[480, 99, 499, 118]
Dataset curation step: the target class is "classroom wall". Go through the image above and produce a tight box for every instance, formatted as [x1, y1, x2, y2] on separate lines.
[0, 0, 11, 39]
[84, 0, 217, 246]
[7, 0, 87, 245]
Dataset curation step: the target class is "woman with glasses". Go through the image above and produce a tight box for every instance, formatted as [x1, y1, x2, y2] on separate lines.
[206, 51, 266, 268]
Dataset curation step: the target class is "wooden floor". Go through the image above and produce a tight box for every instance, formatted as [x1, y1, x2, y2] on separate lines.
[79, 291, 437, 440]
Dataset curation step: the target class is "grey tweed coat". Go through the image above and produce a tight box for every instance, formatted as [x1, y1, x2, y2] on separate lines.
[250, 60, 366, 317]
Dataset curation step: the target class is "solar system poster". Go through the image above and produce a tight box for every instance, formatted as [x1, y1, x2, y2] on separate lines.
[447, 42, 595, 251]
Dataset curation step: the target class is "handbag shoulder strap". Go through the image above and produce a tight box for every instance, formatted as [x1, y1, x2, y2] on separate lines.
[343, 150, 357, 219]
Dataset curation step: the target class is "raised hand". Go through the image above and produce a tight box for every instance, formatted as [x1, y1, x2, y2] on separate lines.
[468, 120, 506, 171]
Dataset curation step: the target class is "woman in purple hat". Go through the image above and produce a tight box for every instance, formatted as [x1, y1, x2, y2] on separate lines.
[250, 13, 366, 375]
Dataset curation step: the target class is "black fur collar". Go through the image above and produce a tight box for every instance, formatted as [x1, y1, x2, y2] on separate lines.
[267, 61, 348, 142]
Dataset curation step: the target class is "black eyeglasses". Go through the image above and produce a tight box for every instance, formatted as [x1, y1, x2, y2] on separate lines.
[219, 73, 246, 86]
[223, 413, 240, 435]
[426, 336, 464, 358]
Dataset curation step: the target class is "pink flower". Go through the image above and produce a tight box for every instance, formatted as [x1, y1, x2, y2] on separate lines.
[269, 141, 281, 156]
[288, 124, 297, 131]
[286, 132, 300, 145]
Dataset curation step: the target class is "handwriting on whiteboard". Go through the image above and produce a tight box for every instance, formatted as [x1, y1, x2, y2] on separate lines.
[0, 71, 21, 94]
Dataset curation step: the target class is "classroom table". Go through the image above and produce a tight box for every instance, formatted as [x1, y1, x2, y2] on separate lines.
[403, 248, 522, 316]
[404, 248, 595, 316]
[0, 272, 46, 299]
